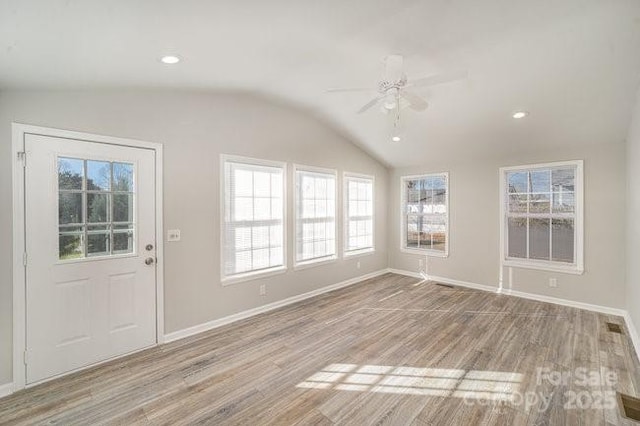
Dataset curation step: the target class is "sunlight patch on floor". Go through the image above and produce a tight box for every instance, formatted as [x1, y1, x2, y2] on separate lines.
[297, 364, 523, 400]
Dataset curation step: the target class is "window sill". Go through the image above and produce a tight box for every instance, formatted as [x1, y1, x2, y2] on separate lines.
[400, 247, 449, 258]
[344, 248, 375, 258]
[503, 259, 584, 275]
[294, 256, 337, 271]
[221, 266, 287, 286]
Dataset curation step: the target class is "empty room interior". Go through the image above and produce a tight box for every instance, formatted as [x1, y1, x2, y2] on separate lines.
[2, 0, 640, 424]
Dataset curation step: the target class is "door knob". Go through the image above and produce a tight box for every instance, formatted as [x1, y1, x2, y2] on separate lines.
[145, 257, 155, 266]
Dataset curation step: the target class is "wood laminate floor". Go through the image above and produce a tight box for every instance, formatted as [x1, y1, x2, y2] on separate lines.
[1, 273, 640, 425]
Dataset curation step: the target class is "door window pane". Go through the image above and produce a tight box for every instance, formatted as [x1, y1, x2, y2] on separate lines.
[113, 194, 133, 222]
[113, 232, 134, 254]
[113, 163, 134, 192]
[59, 226, 85, 260]
[57, 157, 136, 260]
[86, 160, 111, 191]
[58, 158, 84, 190]
[87, 232, 110, 257]
[87, 193, 109, 223]
[59, 192, 83, 224]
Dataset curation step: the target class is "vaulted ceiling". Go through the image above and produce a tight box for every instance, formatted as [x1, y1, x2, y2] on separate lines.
[1, 0, 640, 167]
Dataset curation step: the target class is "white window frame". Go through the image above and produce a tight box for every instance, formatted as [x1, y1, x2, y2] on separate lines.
[220, 154, 287, 285]
[343, 172, 375, 257]
[293, 164, 338, 270]
[400, 172, 450, 257]
[499, 160, 584, 275]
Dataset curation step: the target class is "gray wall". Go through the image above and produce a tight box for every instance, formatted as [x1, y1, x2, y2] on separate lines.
[0, 90, 390, 387]
[389, 141, 626, 310]
[627, 86, 640, 332]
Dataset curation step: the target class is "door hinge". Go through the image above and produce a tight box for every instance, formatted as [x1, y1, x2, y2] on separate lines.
[22, 252, 27, 267]
[23, 350, 28, 365]
[17, 151, 26, 168]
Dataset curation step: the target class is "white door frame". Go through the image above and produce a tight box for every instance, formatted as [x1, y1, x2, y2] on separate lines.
[11, 123, 165, 391]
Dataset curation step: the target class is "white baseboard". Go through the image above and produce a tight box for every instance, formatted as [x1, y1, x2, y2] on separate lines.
[165, 269, 389, 343]
[386, 268, 422, 279]
[390, 268, 627, 317]
[426, 274, 498, 294]
[0, 382, 13, 398]
[623, 311, 640, 363]
[502, 288, 626, 317]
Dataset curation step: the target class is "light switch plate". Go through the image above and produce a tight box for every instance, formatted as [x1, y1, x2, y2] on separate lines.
[167, 229, 181, 242]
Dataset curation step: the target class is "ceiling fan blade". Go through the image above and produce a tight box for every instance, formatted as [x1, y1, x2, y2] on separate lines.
[326, 87, 375, 93]
[409, 69, 468, 88]
[357, 96, 383, 114]
[401, 91, 429, 111]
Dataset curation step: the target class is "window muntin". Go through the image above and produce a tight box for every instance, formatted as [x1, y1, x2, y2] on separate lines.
[295, 167, 337, 265]
[401, 173, 448, 255]
[222, 157, 286, 280]
[57, 157, 135, 260]
[344, 174, 374, 255]
[502, 161, 583, 272]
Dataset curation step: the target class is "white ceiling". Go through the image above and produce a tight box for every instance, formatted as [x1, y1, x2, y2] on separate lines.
[1, 0, 640, 167]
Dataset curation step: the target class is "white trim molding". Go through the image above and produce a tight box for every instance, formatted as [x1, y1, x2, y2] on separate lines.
[0, 382, 13, 399]
[165, 269, 388, 342]
[387, 268, 422, 279]
[426, 274, 498, 294]
[11, 123, 165, 391]
[389, 268, 626, 317]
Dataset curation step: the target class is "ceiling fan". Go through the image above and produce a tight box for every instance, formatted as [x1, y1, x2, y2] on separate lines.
[327, 55, 467, 114]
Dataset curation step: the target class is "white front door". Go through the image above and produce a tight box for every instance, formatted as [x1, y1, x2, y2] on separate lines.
[24, 133, 157, 384]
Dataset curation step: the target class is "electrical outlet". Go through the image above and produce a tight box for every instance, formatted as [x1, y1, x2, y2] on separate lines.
[549, 278, 558, 288]
[356, 261, 361, 269]
[259, 284, 267, 296]
[167, 229, 181, 242]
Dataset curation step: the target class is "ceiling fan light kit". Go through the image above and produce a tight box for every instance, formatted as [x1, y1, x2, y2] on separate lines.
[327, 54, 467, 143]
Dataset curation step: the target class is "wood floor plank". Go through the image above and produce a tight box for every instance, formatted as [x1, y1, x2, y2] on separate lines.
[1, 273, 639, 425]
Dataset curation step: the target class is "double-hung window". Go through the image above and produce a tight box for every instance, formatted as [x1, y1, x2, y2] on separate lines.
[500, 160, 583, 273]
[344, 173, 374, 255]
[221, 155, 286, 283]
[401, 173, 449, 256]
[294, 166, 337, 267]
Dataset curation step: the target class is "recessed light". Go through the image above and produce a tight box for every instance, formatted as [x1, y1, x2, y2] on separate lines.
[512, 111, 528, 119]
[391, 136, 401, 142]
[160, 55, 180, 64]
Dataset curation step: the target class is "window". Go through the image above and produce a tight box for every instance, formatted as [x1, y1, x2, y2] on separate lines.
[500, 160, 583, 274]
[221, 155, 286, 282]
[344, 173, 374, 255]
[401, 173, 449, 256]
[294, 166, 337, 266]
[57, 157, 135, 260]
